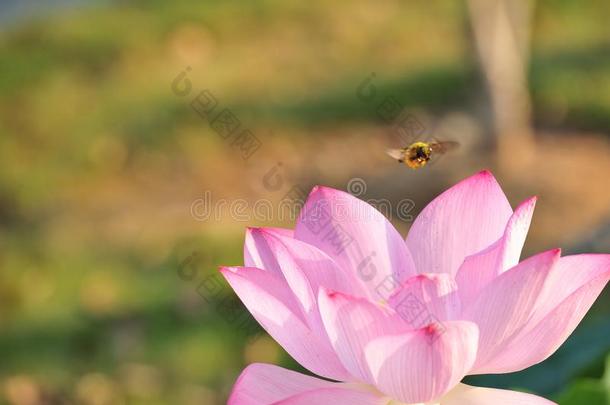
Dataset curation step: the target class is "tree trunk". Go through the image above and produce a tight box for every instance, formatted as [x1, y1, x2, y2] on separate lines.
[467, 0, 536, 170]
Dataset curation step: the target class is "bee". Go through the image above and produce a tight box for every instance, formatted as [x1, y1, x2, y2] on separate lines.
[386, 140, 460, 169]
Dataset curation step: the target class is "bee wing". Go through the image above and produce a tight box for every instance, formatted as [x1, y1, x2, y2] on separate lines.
[385, 148, 405, 161]
[430, 141, 460, 154]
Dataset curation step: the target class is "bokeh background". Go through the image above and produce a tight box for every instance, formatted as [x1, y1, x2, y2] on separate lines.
[1, 0, 609, 404]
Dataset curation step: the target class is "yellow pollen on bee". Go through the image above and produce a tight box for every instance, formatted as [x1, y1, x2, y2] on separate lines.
[404, 141, 432, 169]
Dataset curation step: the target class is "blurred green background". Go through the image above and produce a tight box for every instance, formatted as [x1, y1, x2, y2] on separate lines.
[1, 0, 609, 404]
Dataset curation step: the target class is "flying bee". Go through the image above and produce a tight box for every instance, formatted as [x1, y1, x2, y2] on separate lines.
[386, 140, 460, 169]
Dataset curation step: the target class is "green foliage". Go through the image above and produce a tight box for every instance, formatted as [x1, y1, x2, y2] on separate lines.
[555, 354, 610, 405]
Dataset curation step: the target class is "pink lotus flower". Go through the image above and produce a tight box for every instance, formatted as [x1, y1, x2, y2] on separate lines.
[221, 171, 610, 404]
